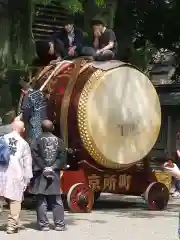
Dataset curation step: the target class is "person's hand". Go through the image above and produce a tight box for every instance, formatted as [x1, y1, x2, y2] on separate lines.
[68, 46, 76, 57]
[94, 30, 101, 38]
[14, 115, 21, 121]
[23, 178, 31, 192]
[23, 184, 27, 192]
[66, 148, 74, 154]
[164, 162, 180, 177]
[96, 49, 102, 55]
[44, 167, 53, 172]
[49, 42, 55, 55]
[43, 167, 53, 176]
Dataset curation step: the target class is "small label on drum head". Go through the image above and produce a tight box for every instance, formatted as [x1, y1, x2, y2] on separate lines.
[116, 123, 140, 136]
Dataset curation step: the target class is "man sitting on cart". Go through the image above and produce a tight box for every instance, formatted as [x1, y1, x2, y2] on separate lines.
[35, 16, 87, 64]
[81, 17, 118, 61]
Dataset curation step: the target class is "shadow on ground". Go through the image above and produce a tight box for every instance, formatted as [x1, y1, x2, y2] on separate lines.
[0, 213, 78, 231]
[21, 195, 180, 220]
[92, 197, 179, 219]
[22, 216, 77, 230]
[0, 206, 107, 231]
[0, 194, 179, 231]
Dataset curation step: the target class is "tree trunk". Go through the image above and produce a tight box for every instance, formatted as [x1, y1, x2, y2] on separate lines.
[114, 0, 135, 61]
[101, 0, 117, 28]
[8, 0, 35, 67]
[0, 0, 10, 68]
[0, 0, 12, 117]
[0, 0, 35, 120]
[83, 0, 99, 33]
[7, 0, 35, 110]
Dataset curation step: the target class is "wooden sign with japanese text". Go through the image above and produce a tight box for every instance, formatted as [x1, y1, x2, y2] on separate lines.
[88, 174, 132, 192]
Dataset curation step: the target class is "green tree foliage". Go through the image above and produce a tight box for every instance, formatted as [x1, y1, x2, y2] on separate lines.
[126, 0, 180, 52]
[1, 0, 180, 115]
[113, 0, 180, 69]
[3, 0, 180, 72]
[32, 0, 104, 12]
[61, 0, 104, 12]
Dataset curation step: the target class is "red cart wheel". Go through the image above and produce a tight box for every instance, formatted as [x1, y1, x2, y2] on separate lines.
[144, 182, 169, 210]
[67, 183, 94, 213]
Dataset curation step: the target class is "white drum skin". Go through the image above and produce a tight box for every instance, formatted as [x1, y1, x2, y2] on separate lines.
[78, 65, 161, 169]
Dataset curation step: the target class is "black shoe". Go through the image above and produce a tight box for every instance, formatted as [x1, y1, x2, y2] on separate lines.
[54, 225, 66, 231]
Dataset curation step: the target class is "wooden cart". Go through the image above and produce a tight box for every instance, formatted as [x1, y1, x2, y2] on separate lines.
[20, 57, 171, 212]
[60, 158, 170, 212]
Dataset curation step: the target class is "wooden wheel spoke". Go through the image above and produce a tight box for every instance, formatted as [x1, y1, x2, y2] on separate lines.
[144, 182, 169, 210]
[67, 183, 94, 213]
[71, 198, 77, 204]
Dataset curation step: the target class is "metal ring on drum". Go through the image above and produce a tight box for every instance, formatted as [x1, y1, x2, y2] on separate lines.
[78, 65, 161, 169]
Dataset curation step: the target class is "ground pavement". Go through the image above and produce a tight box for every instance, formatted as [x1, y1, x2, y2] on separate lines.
[0, 194, 179, 240]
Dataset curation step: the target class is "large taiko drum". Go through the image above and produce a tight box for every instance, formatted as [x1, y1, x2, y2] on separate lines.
[30, 58, 161, 170]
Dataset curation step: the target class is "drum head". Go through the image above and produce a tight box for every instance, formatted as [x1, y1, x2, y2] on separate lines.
[78, 65, 161, 169]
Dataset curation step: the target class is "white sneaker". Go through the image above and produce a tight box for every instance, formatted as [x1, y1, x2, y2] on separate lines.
[172, 191, 180, 197]
[170, 188, 176, 195]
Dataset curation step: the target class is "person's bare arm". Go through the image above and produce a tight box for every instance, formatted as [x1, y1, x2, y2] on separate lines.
[99, 41, 114, 52]
[49, 42, 55, 55]
[93, 37, 99, 49]
[169, 168, 180, 180]
[177, 150, 180, 158]
[164, 163, 180, 179]
[98, 29, 116, 53]
[23, 144, 33, 186]
[175, 171, 180, 179]
[48, 31, 62, 55]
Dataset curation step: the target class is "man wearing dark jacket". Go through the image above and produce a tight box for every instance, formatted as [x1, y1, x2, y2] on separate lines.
[30, 120, 66, 231]
[35, 17, 85, 63]
[49, 17, 84, 59]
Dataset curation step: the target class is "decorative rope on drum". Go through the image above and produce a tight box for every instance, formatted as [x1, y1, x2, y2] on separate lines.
[60, 58, 83, 147]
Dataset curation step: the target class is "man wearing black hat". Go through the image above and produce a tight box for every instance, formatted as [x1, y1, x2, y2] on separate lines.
[82, 17, 117, 61]
[35, 17, 85, 64]
[48, 17, 85, 59]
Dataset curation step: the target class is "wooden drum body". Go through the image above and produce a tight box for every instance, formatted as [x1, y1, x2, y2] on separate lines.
[28, 58, 170, 212]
